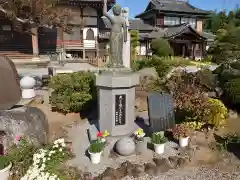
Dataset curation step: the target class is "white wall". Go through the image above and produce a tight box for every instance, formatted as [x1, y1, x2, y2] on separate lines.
[136, 42, 147, 55]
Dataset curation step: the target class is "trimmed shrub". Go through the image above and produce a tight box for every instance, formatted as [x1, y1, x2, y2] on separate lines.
[131, 59, 149, 71]
[231, 61, 240, 70]
[166, 71, 209, 122]
[49, 72, 96, 114]
[205, 98, 228, 127]
[223, 78, 240, 105]
[151, 38, 173, 57]
[164, 56, 192, 67]
[133, 56, 171, 78]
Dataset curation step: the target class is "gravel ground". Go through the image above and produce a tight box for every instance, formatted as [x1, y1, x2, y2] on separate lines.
[122, 166, 240, 180]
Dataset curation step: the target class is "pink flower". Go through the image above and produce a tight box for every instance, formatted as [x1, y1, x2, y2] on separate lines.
[15, 135, 22, 142]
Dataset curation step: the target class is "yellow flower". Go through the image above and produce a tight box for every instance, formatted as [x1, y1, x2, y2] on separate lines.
[103, 130, 110, 137]
[137, 128, 144, 135]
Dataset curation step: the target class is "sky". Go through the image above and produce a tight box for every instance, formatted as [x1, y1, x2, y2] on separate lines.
[117, 0, 240, 18]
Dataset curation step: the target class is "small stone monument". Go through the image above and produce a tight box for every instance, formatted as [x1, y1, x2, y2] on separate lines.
[20, 76, 36, 99]
[0, 56, 21, 110]
[148, 93, 175, 133]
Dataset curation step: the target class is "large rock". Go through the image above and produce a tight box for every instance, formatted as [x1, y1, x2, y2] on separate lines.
[138, 67, 158, 80]
[0, 106, 49, 150]
[0, 56, 21, 110]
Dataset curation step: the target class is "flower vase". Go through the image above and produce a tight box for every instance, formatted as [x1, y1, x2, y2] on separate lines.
[179, 137, 189, 147]
[88, 150, 102, 164]
[135, 140, 147, 154]
[154, 143, 165, 154]
[0, 162, 12, 180]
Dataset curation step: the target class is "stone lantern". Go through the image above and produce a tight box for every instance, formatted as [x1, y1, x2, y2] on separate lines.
[20, 76, 36, 99]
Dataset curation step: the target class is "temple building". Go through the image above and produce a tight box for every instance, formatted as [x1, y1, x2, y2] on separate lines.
[0, 0, 215, 62]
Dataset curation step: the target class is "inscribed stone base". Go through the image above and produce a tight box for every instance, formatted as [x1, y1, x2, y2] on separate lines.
[96, 71, 139, 136]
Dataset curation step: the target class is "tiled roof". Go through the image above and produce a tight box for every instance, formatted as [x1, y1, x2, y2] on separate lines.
[153, 0, 210, 14]
[99, 18, 211, 41]
[135, 0, 210, 18]
[138, 24, 207, 39]
[200, 31, 216, 41]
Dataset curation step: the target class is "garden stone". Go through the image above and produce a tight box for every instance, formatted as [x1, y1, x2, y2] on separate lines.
[229, 110, 238, 119]
[144, 163, 158, 176]
[0, 106, 49, 150]
[131, 164, 145, 177]
[177, 157, 189, 168]
[168, 156, 179, 168]
[153, 158, 172, 173]
[0, 56, 21, 110]
[115, 137, 135, 156]
[87, 124, 99, 142]
[138, 67, 158, 80]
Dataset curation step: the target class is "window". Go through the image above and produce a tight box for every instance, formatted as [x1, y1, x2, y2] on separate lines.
[181, 17, 196, 28]
[86, 29, 94, 40]
[83, 7, 97, 16]
[2, 25, 11, 31]
[164, 16, 180, 26]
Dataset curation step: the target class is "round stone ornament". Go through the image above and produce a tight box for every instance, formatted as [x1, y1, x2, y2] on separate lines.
[20, 76, 36, 99]
[20, 76, 36, 89]
[115, 137, 135, 156]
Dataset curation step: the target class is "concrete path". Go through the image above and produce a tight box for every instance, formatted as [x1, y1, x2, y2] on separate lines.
[16, 62, 219, 78]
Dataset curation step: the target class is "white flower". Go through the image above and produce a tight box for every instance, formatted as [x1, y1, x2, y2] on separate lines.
[59, 148, 63, 152]
[101, 138, 106, 143]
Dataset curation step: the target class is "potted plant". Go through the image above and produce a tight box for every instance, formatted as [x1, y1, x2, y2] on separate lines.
[88, 131, 109, 164]
[172, 124, 190, 147]
[151, 131, 167, 154]
[0, 156, 11, 180]
[133, 128, 146, 154]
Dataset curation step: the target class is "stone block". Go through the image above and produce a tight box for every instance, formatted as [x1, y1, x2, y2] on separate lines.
[87, 124, 99, 142]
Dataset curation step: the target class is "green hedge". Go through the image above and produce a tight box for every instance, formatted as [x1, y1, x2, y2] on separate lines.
[132, 56, 171, 78]
[223, 78, 240, 105]
[49, 72, 96, 114]
[151, 38, 173, 57]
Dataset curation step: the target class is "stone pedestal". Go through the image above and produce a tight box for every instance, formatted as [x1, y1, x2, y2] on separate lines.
[96, 71, 139, 136]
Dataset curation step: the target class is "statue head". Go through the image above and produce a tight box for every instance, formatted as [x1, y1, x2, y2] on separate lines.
[112, 4, 121, 16]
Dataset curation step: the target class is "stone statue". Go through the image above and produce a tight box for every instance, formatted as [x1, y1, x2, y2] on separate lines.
[103, 0, 127, 68]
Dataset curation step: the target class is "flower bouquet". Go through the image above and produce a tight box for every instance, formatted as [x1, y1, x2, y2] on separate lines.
[172, 124, 190, 147]
[133, 128, 147, 154]
[88, 130, 109, 164]
[151, 131, 167, 154]
[133, 128, 145, 142]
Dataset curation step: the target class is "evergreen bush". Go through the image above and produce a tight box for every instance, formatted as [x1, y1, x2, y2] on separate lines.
[223, 78, 240, 105]
[151, 38, 173, 57]
[49, 72, 96, 114]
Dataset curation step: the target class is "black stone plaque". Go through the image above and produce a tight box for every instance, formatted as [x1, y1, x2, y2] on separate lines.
[115, 94, 126, 126]
[148, 93, 175, 132]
